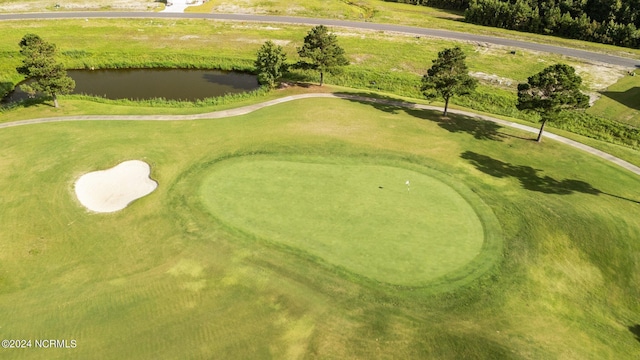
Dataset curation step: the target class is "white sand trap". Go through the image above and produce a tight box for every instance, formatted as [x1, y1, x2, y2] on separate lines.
[75, 160, 157, 213]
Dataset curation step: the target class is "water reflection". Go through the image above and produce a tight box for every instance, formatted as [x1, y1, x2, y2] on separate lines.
[3, 68, 259, 103]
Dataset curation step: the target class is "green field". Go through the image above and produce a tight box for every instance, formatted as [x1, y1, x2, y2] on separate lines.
[589, 72, 640, 128]
[1, 98, 639, 358]
[2, 4, 640, 358]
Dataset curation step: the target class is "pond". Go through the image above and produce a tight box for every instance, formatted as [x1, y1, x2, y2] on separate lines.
[2, 68, 259, 103]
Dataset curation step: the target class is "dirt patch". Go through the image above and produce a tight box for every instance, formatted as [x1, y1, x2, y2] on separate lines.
[213, 3, 266, 14]
[232, 37, 290, 46]
[470, 72, 516, 88]
[574, 63, 627, 105]
[0, 0, 162, 12]
[351, 54, 373, 64]
[574, 64, 627, 90]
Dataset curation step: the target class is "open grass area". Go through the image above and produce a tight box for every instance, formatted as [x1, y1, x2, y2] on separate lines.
[1, 98, 639, 359]
[0, 0, 162, 12]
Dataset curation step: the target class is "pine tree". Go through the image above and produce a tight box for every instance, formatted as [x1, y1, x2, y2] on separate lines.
[16, 34, 75, 108]
[517, 64, 589, 142]
[421, 46, 477, 116]
[297, 25, 349, 86]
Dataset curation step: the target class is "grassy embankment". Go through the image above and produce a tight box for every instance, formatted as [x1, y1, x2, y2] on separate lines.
[2, 18, 640, 157]
[1, 97, 639, 359]
[3, 0, 640, 59]
[188, 0, 640, 58]
[589, 73, 640, 128]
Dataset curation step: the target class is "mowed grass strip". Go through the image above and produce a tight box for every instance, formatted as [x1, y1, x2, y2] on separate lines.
[200, 157, 488, 285]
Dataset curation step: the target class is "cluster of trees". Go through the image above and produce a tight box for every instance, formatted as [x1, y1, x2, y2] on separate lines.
[421, 46, 588, 142]
[465, 0, 640, 48]
[255, 25, 349, 88]
[387, 0, 640, 48]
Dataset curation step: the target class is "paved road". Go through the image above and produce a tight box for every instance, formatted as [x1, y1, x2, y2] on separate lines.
[1, 12, 640, 68]
[2, 93, 639, 176]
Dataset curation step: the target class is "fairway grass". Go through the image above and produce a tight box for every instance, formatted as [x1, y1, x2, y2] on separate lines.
[200, 156, 499, 286]
[1, 98, 639, 358]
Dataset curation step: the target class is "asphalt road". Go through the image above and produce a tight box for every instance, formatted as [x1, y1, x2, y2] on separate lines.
[1, 11, 640, 68]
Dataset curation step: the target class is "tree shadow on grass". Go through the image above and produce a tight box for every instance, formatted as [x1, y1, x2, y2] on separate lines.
[462, 151, 640, 204]
[462, 151, 601, 194]
[630, 325, 640, 343]
[334, 91, 410, 114]
[1, 95, 52, 111]
[0, 81, 14, 99]
[1, 81, 56, 109]
[406, 108, 505, 141]
[335, 92, 505, 141]
[600, 87, 640, 111]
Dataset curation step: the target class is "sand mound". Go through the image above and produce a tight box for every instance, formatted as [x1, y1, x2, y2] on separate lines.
[75, 160, 157, 213]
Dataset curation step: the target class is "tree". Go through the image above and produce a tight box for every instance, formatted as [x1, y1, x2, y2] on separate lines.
[420, 46, 477, 117]
[297, 25, 349, 86]
[16, 33, 75, 108]
[517, 63, 589, 142]
[255, 40, 288, 89]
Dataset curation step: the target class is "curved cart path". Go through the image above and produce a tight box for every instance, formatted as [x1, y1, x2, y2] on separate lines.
[0, 12, 639, 68]
[2, 93, 639, 175]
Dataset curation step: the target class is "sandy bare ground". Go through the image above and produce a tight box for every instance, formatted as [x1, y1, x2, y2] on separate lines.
[0, 0, 162, 12]
[74, 160, 157, 213]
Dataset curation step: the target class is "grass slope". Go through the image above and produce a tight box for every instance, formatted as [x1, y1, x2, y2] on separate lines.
[589, 71, 640, 127]
[0, 18, 618, 99]
[0, 98, 639, 359]
[187, 0, 640, 59]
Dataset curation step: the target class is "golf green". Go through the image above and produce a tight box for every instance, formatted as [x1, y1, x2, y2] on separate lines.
[200, 156, 497, 286]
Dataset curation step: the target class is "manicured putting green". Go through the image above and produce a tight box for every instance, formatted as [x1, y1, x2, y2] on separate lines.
[200, 157, 488, 286]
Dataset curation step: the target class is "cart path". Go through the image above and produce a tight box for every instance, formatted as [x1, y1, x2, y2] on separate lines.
[0, 12, 639, 68]
[2, 93, 639, 175]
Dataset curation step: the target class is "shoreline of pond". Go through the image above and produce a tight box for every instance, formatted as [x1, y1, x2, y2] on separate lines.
[2, 68, 259, 104]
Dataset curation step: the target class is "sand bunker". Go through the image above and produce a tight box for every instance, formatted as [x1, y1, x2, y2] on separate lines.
[75, 160, 157, 213]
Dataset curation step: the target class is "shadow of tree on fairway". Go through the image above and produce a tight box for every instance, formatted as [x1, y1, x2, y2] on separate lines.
[334, 92, 505, 141]
[601, 87, 640, 111]
[334, 91, 410, 114]
[406, 108, 505, 141]
[461, 151, 602, 195]
[630, 325, 640, 343]
[462, 152, 640, 203]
